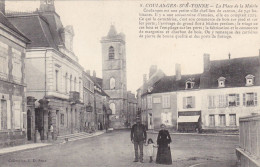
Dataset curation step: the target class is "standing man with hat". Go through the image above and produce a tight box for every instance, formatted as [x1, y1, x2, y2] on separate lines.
[131, 116, 147, 163]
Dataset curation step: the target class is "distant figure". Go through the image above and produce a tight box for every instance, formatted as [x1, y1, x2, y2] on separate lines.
[156, 124, 172, 165]
[145, 138, 157, 163]
[131, 116, 147, 163]
[50, 124, 54, 140]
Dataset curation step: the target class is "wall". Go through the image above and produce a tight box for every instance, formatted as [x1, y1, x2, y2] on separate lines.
[151, 92, 177, 130]
[0, 30, 27, 148]
[236, 115, 260, 167]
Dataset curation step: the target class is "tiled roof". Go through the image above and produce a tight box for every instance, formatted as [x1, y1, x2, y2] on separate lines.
[150, 74, 201, 94]
[7, 12, 62, 49]
[200, 56, 260, 88]
[90, 76, 109, 97]
[0, 12, 29, 42]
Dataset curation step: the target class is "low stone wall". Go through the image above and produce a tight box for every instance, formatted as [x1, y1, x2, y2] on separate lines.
[236, 114, 260, 167]
[0, 130, 26, 148]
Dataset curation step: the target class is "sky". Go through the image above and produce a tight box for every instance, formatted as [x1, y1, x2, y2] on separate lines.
[6, 1, 260, 93]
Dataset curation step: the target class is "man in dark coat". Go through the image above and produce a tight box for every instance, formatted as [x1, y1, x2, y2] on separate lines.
[131, 116, 147, 163]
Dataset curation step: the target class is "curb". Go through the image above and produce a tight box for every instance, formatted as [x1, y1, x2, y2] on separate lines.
[0, 143, 53, 156]
[147, 131, 239, 137]
[0, 131, 106, 156]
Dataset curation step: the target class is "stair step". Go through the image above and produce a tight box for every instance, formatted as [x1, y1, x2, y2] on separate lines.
[57, 133, 87, 139]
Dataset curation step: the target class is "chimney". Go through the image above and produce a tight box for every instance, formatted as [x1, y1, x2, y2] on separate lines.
[86, 70, 90, 75]
[149, 65, 157, 78]
[228, 53, 231, 59]
[203, 53, 210, 72]
[175, 64, 181, 81]
[93, 70, 96, 77]
[0, 0, 5, 15]
[143, 74, 147, 84]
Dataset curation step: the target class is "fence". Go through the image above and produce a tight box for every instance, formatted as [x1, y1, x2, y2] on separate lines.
[236, 114, 260, 167]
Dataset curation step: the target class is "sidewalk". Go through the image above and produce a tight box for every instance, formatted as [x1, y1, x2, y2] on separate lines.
[0, 143, 51, 155]
[147, 130, 239, 137]
[0, 130, 105, 156]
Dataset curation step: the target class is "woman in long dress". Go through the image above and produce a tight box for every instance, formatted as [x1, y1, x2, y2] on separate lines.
[156, 124, 172, 165]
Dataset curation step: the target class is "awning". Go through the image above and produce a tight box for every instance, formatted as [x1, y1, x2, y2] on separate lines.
[178, 115, 200, 123]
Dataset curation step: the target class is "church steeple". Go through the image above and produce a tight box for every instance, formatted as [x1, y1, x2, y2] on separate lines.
[39, 0, 55, 12]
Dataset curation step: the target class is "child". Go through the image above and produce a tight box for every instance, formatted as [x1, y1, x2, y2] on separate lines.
[145, 138, 157, 163]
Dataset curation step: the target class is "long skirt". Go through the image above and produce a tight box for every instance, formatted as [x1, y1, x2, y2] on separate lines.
[156, 145, 172, 165]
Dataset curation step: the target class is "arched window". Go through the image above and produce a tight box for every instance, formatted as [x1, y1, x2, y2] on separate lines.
[79, 80, 81, 94]
[108, 46, 115, 60]
[109, 103, 116, 115]
[110, 77, 115, 90]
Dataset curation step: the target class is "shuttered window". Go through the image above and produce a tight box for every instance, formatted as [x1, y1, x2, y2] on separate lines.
[243, 92, 258, 106]
[14, 101, 21, 129]
[184, 96, 195, 109]
[162, 95, 170, 108]
[229, 114, 236, 126]
[147, 96, 152, 109]
[219, 114, 226, 126]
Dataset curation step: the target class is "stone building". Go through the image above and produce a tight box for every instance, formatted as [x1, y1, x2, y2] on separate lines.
[139, 52, 260, 132]
[200, 54, 260, 130]
[7, 0, 84, 140]
[101, 25, 128, 129]
[82, 70, 95, 132]
[90, 73, 110, 131]
[136, 65, 165, 129]
[127, 91, 137, 127]
[0, 5, 30, 147]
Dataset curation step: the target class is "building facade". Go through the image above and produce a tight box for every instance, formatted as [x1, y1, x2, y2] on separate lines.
[127, 91, 137, 127]
[0, 7, 30, 147]
[139, 53, 260, 132]
[82, 71, 95, 132]
[200, 54, 260, 130]
[7, 0, 84, 140]
[137, 65, 165, 129]
[101, 25, 128, 129]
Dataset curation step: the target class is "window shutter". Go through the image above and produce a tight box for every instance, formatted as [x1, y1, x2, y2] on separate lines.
[192, 96, 195, 108]
[243, 93, 246, 106]
[254, 93, 258, 106]
[225, 95, 228, 107]
[7, 100, 11, 129]
[183, 97, 186, 109]
[236, 94, 240, 106]
[167, 96, 170, 108]
[208, 96, 211, 108]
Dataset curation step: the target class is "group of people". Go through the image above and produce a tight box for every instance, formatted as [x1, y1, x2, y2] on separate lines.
[130, 116, 172, 164]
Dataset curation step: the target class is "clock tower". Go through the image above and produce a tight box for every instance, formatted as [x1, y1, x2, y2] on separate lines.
[101, 25, 128, 129]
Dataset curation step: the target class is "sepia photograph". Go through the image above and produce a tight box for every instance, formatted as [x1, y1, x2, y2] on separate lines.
[0, 0, 259, 166]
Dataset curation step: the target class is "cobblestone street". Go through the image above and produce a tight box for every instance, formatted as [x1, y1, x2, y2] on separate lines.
[0, 130, 239, 167]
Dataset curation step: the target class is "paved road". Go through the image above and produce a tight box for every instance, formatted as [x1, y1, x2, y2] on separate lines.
[0, 130, 239, 167]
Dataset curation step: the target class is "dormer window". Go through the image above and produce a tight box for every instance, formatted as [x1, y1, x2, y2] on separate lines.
[186, 81, 194, 89]
[218, 77, 226, 88]
[148, 86, 153, 93]
[245, 74, 254, 86]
